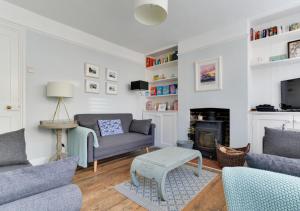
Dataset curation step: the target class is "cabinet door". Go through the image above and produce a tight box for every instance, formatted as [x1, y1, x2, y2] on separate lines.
[161, 113, 177, 147]
[143, 112, 162, 147]
[251, 114, 293, 154]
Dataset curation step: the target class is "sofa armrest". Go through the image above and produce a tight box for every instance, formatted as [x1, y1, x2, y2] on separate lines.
[148, 123, 156, 136]
[0, 157, 78, 205]
[0, 184, 82, 211]
[87, 133, 95, 163]
[246, 153, 300, 177]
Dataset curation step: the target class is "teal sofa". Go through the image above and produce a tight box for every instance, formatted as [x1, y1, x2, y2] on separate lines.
[222, 167, 300, 211]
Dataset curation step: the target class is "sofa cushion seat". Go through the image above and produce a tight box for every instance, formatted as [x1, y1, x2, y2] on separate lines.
[94, 133, 152, 158]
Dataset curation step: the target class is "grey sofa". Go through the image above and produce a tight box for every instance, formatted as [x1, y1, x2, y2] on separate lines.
[74, 113, 155, 172]
[246, 127, 300, 177]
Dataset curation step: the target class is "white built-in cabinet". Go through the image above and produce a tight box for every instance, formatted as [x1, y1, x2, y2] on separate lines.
[250, 112, 300, 154]
[143, 111, 177, 147]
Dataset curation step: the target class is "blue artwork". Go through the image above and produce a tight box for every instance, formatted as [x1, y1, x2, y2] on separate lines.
[98, 119, 124, 136]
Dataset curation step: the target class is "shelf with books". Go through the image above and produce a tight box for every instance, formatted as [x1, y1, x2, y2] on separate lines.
[148, 77, 178, 84]
[146, 60, 178, 71]
[250, 29, 300, 47]
[146, 94, 178, 98]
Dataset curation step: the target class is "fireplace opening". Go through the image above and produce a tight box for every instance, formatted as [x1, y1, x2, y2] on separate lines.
[189, 108, 230, 159]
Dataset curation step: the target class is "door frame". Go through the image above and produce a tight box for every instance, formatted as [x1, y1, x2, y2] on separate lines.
[0, 18, 26, 129]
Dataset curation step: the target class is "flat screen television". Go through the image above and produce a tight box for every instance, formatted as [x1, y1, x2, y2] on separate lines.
[281, 78, 300, 110]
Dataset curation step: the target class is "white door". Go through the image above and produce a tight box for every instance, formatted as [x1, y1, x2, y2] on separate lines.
[0, 22, 24, 134]
[251, 114, 293, 154]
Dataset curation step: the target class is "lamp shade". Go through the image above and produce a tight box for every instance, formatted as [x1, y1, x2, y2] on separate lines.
[134, 0, 168, 26]
[47, 81, 73, 98]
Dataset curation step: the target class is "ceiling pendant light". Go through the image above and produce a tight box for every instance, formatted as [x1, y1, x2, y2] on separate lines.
[134, 0, 168, 26]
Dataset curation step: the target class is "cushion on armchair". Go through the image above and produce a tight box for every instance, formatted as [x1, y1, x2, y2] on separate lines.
[246, 153, 300, 177]
[263, 127, 300, 159]
[129, 119, 152, 135]
[0, 129, 28, 166]
[0, 156, 78, 205]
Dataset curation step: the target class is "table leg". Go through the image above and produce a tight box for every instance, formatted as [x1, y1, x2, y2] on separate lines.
[156, 172, 168, 201]
[50, 129, 63, 161]
[195, 155, 202, 177]
[130, 164, 139, 186]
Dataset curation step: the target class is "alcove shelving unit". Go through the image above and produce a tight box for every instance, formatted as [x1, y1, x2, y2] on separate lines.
[248, 6, 300, 154]
[143, 46, 178, 148]
[144, 45, 178, 112]
[248, 7, 300, 109]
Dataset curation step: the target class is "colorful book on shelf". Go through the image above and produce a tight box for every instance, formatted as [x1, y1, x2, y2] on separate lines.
[156, 86, 163, 96]
[169, 84, 177, 94]
[150, 87, 156, 96]
[162, 85, 170, 95]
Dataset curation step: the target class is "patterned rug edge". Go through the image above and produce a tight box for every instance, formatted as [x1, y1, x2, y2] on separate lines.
[115, 183, 166, 211]
[115, 171, 217, 211]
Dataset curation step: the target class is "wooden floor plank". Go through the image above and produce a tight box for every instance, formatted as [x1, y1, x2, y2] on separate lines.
[73, 150, 226, 211]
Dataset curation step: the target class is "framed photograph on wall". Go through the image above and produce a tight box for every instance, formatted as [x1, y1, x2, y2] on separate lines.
[106, 68, 118, 81]
[194, 57, 222, 92]
[288, 39, 300, 58]
[85, 79, 100, 93]
[85, 63, 100, 78]
[106, 82, 118, 95]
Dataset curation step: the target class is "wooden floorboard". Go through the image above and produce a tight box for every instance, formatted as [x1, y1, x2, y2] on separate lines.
[73, 150, 226, 211]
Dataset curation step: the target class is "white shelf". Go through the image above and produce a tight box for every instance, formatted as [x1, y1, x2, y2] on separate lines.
[148, 78, 178, 84]
[146, 94, 178, 98]
[146, 60, 178, 71]
[250, 29, 300, 47]
[143, 110, 178, 113]
[251, 57, 300, 69]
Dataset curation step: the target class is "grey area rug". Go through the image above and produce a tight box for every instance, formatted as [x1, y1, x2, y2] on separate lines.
[115, 166, 217, 211]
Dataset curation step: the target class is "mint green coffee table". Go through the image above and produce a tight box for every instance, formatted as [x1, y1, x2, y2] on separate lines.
[130, 146, 202, 201]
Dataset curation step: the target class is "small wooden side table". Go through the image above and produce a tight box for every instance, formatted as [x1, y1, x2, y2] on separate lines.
[40, 120, 78, 161]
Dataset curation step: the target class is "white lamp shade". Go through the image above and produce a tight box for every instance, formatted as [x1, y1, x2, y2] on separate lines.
[47, 81, 73, 98]
[134, 0, 168, 26]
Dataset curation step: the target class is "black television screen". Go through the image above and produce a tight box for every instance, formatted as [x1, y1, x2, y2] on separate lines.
[281, 78, 300, 110]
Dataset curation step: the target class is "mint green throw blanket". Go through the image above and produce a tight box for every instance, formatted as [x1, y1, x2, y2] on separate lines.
[67, 126, 99, 168]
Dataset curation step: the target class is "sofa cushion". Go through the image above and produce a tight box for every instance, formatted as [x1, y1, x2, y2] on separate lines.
[0, 129, 28, 166]
[129, 119, 152, 135]
[98, 119, 124, 136]
[75, 113, 133, 133]
[246, 153, 300, 177]
[0, 156, 78, 205]
[263, 127, 300, 159]
[94, 133, 153, 158]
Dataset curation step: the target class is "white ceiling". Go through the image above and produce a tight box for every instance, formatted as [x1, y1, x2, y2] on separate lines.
[4, 0, 299, 53]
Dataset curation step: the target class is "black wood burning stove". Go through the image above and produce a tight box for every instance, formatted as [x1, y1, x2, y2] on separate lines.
[195, 120, 224, 159]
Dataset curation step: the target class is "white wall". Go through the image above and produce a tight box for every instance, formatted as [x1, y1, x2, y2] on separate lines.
[178, 36, 249, 147]
[25, 30, 145, 163]
[250, 63, 300, 109]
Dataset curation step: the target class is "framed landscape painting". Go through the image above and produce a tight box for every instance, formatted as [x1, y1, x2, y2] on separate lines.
[195, 57, 222, 91]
